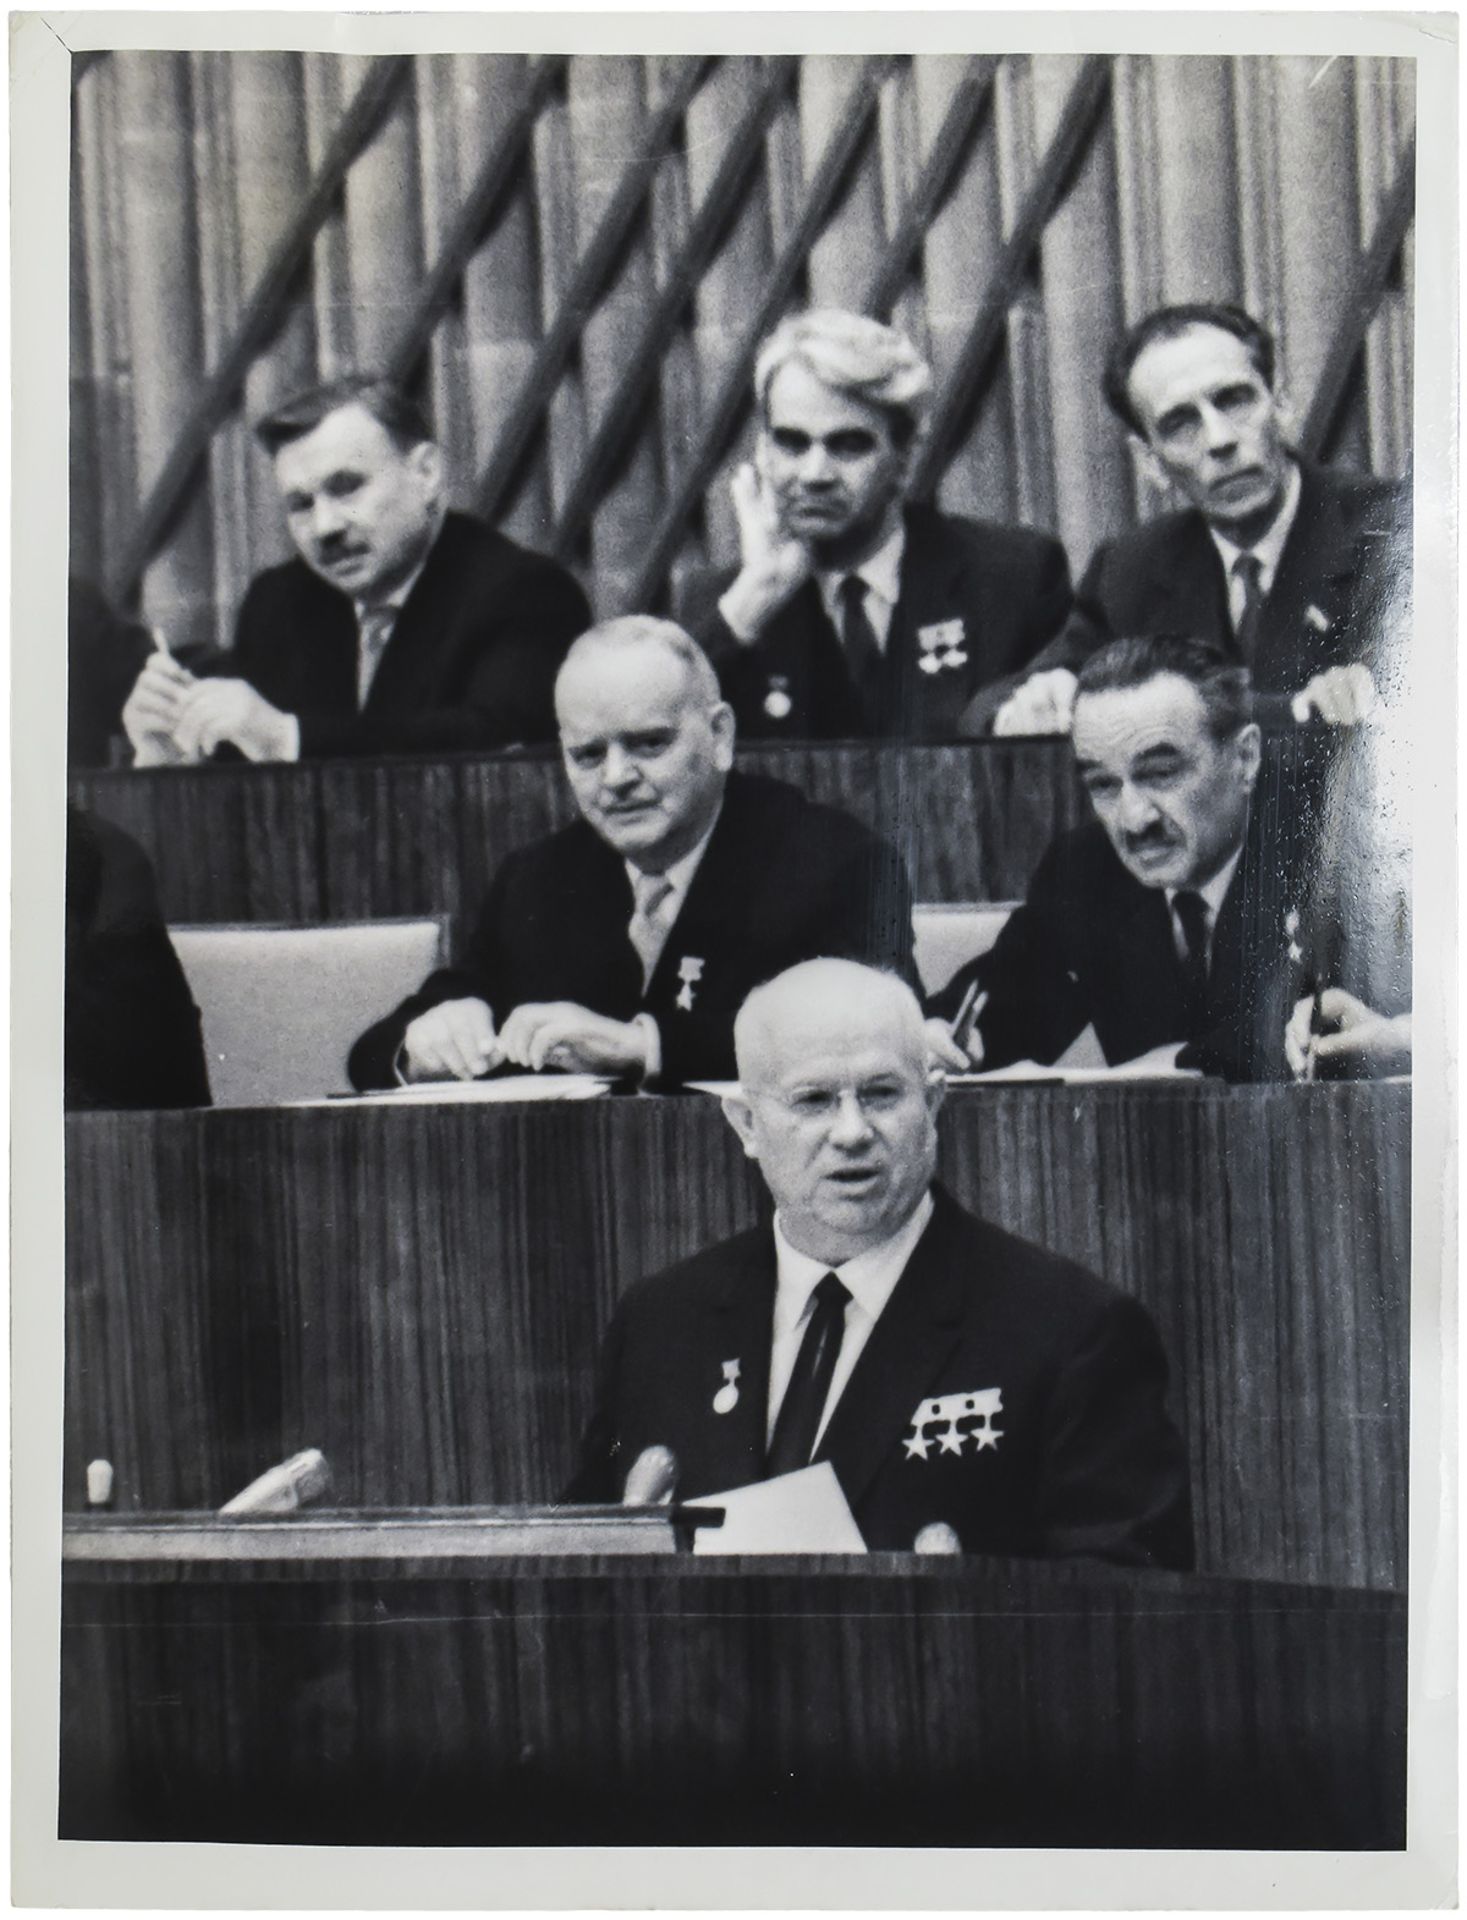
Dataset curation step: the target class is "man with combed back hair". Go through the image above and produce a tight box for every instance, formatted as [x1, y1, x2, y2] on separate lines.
[689, 309, 1072, 739]
[985, 303, 1408, 737]
[349, 618, 918, 1090]
[930, 633, 1399, 1081]
[121, 374, 590, 762]
[567, 958, 1193, 1564]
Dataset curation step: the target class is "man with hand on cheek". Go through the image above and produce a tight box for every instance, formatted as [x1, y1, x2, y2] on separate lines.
[348, 617, 917, 1091]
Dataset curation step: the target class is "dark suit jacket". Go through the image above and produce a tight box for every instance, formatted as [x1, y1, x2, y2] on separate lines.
[690, 505, 1072, 740]
[215, 511, 591, 757]
[566, 1186, 1194, 1567]
[65, 807, 211, 1110]
[967, 461, 1410, 730]
[348, 770, 917, 1090]
[930, 802, 1322, 1081]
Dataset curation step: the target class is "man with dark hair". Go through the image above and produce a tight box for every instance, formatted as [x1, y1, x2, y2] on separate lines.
[348, 618, 918, 1091]
[985, 302, 1408, 737]
[929, 635, 1319, 1081]
[120, 373, 590, 762]
[689, 309, 1072, 740]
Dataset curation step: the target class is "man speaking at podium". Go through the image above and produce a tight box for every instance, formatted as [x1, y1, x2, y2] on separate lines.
[568, 959, 1193, 1565]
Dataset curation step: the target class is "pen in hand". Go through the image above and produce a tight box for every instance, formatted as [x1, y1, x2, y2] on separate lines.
[949, 979, 989, 1058]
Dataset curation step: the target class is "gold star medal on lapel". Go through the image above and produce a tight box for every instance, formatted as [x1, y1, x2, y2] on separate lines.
[676, 956, 705, 1011]
[902, 1387, 1003, 1459]
[916, 619, 968, 675]
[1284, 907, 1305, 967]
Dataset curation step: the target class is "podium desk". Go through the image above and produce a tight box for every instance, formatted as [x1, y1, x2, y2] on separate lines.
[65, 1082, 1409, 1592]
[60, 1522, 1405, 1848]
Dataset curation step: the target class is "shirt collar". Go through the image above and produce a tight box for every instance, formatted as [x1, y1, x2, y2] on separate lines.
[1209, 460, 1303, 587]
[351, 508, 446, 623]
[622, 806, 721, 908]
[772, 1188, 934, 1330]
[1167, 842, 1243, 921]
[816, 519, 907, 618]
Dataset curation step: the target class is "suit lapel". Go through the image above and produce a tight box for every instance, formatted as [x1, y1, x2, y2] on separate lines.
[1157, 515, 1232, 648]
[696, 1232, 777, 1488]
[644, 781, 755, 1002]
[814, 1193, 968, 1514]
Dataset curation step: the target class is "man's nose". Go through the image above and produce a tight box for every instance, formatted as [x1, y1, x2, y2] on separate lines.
[311, 495, 348, 541]
[1198, 402, 1238, 457]
[600, 743, 639, 789]
[829, 1091, 874, 1147]
[798, 441, 836, 485]
[1116, 783, 1160, 833]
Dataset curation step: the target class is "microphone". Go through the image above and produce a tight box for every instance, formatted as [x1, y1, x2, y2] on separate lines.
[219, 1448, 333, 1515]
[912, 1520, 962, 1555]
[621, 1445, 678, 1506]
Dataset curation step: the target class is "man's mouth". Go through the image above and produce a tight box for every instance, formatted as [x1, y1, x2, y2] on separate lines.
[1125, 834, 1179, 867]
[826, 1165, 883, 1192]
[319, 546, 371, 572]
[1210, 469, 1264, 501]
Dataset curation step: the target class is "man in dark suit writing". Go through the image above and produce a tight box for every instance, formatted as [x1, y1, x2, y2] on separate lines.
[348, 617, 916, 1090]
[989, 303, 1407, 737]
[121, 375, 589, 762]
[690, 309, 1071, 739]
[567, 958, 1193, 1564]
[931, 635, 1336, 1082]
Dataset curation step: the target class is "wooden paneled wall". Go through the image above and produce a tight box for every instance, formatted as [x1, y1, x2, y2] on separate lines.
[70, 52, 1415, 651]
[63, 1084, 1410, 1591]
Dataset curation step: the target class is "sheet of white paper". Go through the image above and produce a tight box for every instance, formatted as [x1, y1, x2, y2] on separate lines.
[691, 1460, 866, 1555]
[684, 1080, 739, 1098]
[290, 1074, 614, 1108]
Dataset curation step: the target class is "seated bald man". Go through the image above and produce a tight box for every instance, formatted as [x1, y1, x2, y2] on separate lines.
[566, 959, 1193, 1565]
[348, 620, 917, 1091]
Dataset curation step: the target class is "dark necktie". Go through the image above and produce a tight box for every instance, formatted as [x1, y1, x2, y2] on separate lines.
[837, 575, 886, 732]
[1232, 553, 1265, 664]
[766, 1271, 851, 1479]
[1173, 889, 1211, 1026]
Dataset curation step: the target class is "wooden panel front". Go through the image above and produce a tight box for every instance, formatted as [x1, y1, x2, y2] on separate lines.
[64, 1083, 1409, 1589]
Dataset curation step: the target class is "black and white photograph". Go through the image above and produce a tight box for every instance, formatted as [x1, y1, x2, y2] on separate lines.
[12, 8, 1455, 1906]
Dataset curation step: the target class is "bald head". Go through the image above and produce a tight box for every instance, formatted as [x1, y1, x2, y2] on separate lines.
[734, 960, 929, 1090]
[554, 615, 735, 874]
[725, 960, 943, 1266]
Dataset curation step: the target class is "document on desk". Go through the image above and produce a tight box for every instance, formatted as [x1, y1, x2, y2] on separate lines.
[692, 1461, 867, 1555]
[293, 1075, 615, 1108]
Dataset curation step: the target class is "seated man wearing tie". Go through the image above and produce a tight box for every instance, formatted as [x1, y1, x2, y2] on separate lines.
[931, 635, 1319, 1082]
[987, 303, 1407, 737]
[689, 308, 1072, 739]
[348, 617, 917, 1091]
[120, 375, 590, 762]
[566, 957, 1193, 1564]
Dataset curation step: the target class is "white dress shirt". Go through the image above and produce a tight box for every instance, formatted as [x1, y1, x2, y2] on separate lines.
[1164, 845, 1242, 967]
[815, 522, 907, 653]
[352, 529, 439, 709]
[766, 1190, 935, 1450]
[1210, 461, 1303, 629]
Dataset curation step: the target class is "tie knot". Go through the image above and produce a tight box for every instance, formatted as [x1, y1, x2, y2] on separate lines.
[1233, 552, 1263, 588]
[634, 871, 674, 917]
[839, 574, 867, 612]
[813, 1271, 851, 1314]
[1173, 888, 1210, 952]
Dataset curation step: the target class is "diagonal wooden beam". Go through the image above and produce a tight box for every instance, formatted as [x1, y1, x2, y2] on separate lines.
[108, 54, 413, 609]
[907, 53, 1112, 502]
[623, 53, 901, 612]
[860, 54, 1001, 318]
[549, 56, 800, 564]
[471, 53, 716, 527]
[386, 54, 569, 387]
[1300, 132, 1416, 461]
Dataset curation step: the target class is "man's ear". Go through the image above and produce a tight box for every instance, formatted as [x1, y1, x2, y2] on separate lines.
[709, 699, 737, 769]
[1236, 719, 1263, 792]
[925, 1066, 947, 1116]
[1129, 432, 1171, 501]
[409, 440, 445, 501]
[721, 1089, 760, 1161]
